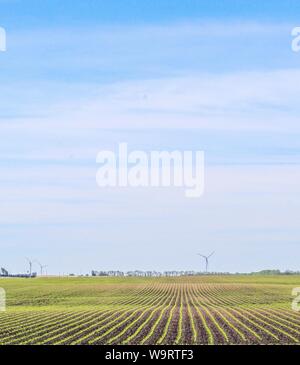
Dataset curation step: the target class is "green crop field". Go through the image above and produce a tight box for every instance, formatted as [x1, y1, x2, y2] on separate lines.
[0, 276, 300, 345]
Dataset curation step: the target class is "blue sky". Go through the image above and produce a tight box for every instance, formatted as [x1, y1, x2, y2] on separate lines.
[0, 1, 300, 274]
[1, 0, 300, 26]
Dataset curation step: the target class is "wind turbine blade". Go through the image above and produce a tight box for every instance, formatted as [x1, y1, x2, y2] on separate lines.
[34, 260, 42, 267]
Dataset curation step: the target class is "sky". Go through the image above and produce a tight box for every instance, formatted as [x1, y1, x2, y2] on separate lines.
[0, 1, 300, 274]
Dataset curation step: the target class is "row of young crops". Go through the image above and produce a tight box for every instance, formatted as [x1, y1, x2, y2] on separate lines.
[0, 281, 299, 344]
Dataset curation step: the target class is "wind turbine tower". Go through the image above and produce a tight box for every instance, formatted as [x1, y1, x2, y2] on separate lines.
[35, 261, 47, 276]
[197, 252, 215, 273]
[25, 257, 33, 276]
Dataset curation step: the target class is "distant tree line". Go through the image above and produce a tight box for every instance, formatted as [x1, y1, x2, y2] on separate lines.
[0, 267, 37, 278]
[90, 269, 300, 277]
[249, 270, 300, 276]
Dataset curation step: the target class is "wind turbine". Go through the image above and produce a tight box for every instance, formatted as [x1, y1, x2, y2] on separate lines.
[35, 260, 47, 276]
[25, 257, 33, 276]
[197, 252, 215, 273]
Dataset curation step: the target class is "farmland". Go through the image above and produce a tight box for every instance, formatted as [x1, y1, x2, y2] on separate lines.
[0, 276, 300, 345]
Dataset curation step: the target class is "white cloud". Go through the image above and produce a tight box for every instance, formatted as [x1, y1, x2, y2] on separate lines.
[23, 68, 300, 132]
[1, 20, 300, 272]
[1, 68, 300, 133]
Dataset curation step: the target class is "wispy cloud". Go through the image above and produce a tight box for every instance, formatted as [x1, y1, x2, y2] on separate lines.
[1, 18, 300, 272]
[2, 69, 300, 133]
